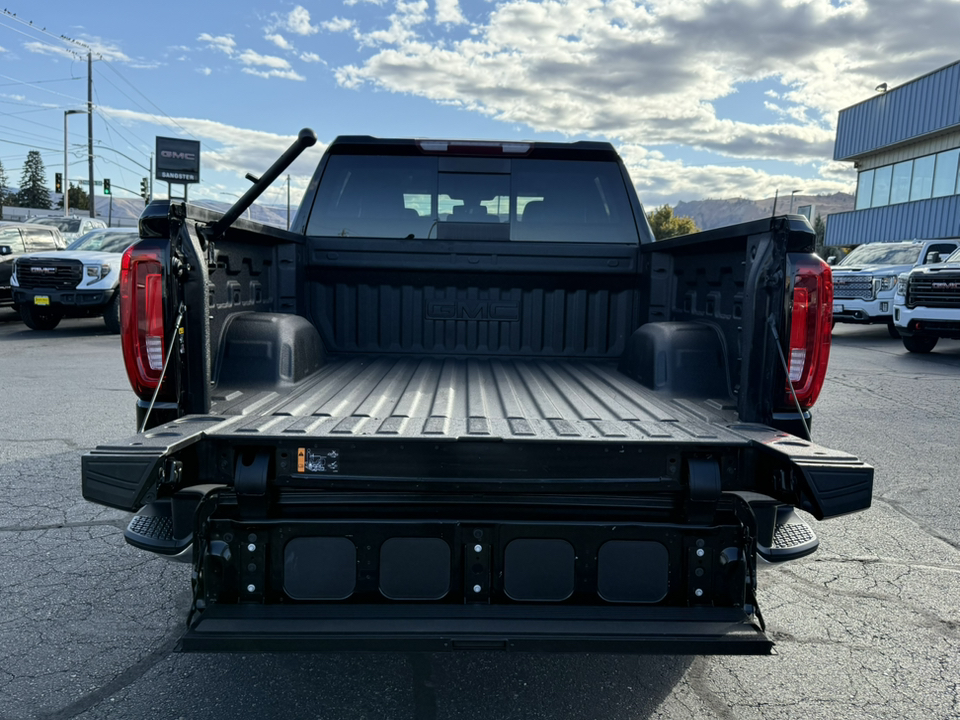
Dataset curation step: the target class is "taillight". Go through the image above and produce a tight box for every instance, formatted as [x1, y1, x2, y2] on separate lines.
[120, 241, 171, 400]
[785, 256, 833, 409]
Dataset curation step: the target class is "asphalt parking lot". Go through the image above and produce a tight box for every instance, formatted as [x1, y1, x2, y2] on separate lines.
[1, 311, 958, 720]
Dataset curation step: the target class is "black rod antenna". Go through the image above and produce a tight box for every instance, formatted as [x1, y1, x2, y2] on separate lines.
[210, 128, 317, 238]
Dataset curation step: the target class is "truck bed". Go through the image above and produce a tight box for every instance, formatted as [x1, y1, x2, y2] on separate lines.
[207, 355, 747, 445]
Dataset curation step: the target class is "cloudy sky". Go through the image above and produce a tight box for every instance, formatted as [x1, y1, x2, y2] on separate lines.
[1, 0, 958, 211]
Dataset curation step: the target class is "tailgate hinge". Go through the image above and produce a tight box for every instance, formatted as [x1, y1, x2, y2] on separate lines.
[234, 452, 272, 519]
[685, 458, 721, 523]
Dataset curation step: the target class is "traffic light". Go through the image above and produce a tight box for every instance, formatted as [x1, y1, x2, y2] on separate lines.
[55, 173, 62, 194]
[103, 178, 111, 195]
[140, 177, 148, 199]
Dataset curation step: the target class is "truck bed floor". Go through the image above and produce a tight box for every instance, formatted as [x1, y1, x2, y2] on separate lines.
[208, 356, 746, 444]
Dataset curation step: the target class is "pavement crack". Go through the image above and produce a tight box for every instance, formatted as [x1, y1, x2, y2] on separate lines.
[0, 519, 128, 533]
[36, 625, 183, 720]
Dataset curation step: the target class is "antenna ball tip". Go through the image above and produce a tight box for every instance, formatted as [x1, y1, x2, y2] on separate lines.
[298, 128, 318, 147]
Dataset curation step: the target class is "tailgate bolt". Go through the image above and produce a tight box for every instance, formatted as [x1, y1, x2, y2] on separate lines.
[474, 544, 482, 553]
[247, 584, 256, 593]
[473, 585, 482, 593]
[694, 588, 703, 597]
[696, 548, 705, 557]
[248, 543, 256, 552]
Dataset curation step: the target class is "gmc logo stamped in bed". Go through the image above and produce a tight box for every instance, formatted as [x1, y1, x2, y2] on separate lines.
[425, 300, 521, 321]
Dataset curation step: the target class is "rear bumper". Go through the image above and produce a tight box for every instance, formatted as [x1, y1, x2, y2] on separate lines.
[181, 604, 771, 655]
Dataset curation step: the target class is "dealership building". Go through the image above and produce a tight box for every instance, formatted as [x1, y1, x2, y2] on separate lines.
[825, 60, 960, 246]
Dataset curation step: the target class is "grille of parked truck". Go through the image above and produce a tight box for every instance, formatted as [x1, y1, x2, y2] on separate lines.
[894, 245, 960, 353]
[80, 131, 873, 655]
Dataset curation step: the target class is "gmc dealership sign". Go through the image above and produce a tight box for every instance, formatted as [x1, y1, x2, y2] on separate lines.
[156, 136, 201, 183]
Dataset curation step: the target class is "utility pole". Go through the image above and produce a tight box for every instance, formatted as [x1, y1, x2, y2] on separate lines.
[87, 51, 95, 218]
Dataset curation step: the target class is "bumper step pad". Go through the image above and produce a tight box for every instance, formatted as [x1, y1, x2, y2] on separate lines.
[757, 506, 819, 562]
[124, 499, 192, 556]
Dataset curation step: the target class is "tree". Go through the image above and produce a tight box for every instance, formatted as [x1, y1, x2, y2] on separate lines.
[57, 183, 90, 211]
[646, 204, 699, 241]
[16, 150, 52, 210]
[813, 214, 830, 260]
[0, 159, 8, 218]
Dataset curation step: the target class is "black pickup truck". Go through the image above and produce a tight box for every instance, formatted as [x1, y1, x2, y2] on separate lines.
[81, 131, 872, 654]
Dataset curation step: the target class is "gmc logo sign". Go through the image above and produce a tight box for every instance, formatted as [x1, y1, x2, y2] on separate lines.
[932, 282, 960, 290]
[425, 300, 520, 321]
[30, 267, 57, 275]
[160, 150, 196, 161]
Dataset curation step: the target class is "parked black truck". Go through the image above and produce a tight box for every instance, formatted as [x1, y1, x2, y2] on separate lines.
[81, 131, 872, 654]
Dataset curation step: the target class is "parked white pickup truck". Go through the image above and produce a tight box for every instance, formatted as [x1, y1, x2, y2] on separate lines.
[894, 245, 960, 353]
[830, 239, 960, 337]
[10, 227, 138, 332]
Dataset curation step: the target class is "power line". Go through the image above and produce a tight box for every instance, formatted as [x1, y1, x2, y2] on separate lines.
[0, 137, 60, 152]
[0, 18, 83, 59]
[99, 58, 211, 151]
[92, 83, 152, 154]
[0, 72, 86, 103]
[0, 9, 90, 52]
[0, 77, 81, 88]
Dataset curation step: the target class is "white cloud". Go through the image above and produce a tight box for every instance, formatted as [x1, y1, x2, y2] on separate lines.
[344, 0, 386, 5]
[238, 49, 292, 70]
[198, 67, 212, 76]
[300, 52, 326, 64]
[198, 33, 236, 55]
[436, 0, 466, 25]
[0, 46, 6, 53]
[23, 42, 81, 60]
[97, 106, 325, 183]
[266, 33, 294, 50]
[242, 67, 306, 81]
[617, 143, 853, 206]
[322, 17, 355, 33]
[283, 6, 320, 36]
[331, 0, 960, 201]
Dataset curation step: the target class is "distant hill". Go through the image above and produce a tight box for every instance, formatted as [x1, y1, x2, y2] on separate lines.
[2, 193, 291, 228]
[672, 193, 855, 232]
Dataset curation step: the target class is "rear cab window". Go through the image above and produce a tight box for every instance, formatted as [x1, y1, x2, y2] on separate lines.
[0, 227, 26, 253]
[24, 228, 60, 252]
[305, 142, 643, 244]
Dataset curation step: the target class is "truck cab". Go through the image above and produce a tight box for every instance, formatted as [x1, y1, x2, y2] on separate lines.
[831, 239, 960, 336]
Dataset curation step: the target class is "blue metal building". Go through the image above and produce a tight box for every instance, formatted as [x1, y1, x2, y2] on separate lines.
[826, 60, 960, 246]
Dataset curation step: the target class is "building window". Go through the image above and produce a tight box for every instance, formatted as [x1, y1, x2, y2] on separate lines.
[890, 160, 913, 204]
[856, 147, 960, 211]
[910, 155, 935, 201]
[856, 169, 874, 210]
[932, 148, 960, 198]
[871, 165, 892, 207]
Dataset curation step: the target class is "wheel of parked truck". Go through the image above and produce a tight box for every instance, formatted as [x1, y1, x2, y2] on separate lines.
[103, 293, 121, 334]
[20, 304, 63, 331]
[902, 334, 938, 354]
[887, 320, 900, 339]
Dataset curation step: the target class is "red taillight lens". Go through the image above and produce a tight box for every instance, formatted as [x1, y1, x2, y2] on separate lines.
[120, 242, 169, 399]
[785, 257, 833, 409]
